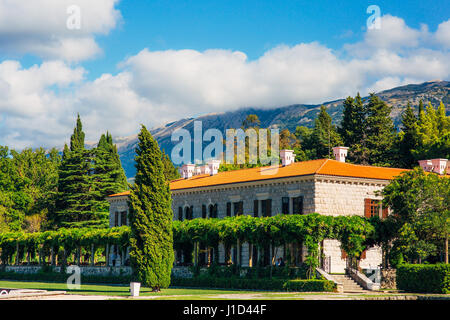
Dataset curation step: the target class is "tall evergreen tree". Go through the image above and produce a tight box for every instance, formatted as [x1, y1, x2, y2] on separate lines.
[418, 99, 424, 122]
[53, 116, 106, 229]
[161, 149, 180, 181]
[395, 102, 419, 168]
[365, 94, 395, 166]
[338, 93, 368, 163]
[311, 105, 343, 158]
[93, 132, 128, 212]
[128, 125, 174, 291]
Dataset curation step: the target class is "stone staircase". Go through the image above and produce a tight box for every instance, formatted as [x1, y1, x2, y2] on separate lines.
[332, 274, 367, 293]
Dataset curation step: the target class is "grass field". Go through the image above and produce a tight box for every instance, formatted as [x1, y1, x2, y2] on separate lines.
[1, 280, 449, 300]
[0, 280, 258, 297]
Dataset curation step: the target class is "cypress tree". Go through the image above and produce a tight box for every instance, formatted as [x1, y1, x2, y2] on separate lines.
[128, 125, 174, 291]
[93, 132, 128, 212]
[54, 116, 106, 229]
[365, 94, 395, 166]
[339, 93, 368, 163]
[161, 149, 180, 181]
[395, 102, 418, 168]
[312, 105, 343, 158]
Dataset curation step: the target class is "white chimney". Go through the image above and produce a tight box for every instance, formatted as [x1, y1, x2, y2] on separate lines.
[200, 164, 211, 175]
[207, 160, 221, 175]
[181, 164, 195, 179]
[430, 159, 448, 175]
[333, 146, 349, 163]
[418, 159, 433, 172]
[280, 149, 295, 166]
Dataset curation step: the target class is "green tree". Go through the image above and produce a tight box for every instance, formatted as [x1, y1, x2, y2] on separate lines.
[161, 149, 180, 181]
[93, 132, 128, 212]
[128, 125, 174, 291]
[382, 168, 449, 264]
[365, 94, 395, 166]
[413, 102, 450, 161]
[311, 105, 343, 159]
[53, 116, 106, 229]
[339, 94, 369, 164]
[242, 114, 260, 129]
[394, 102, 419, 168]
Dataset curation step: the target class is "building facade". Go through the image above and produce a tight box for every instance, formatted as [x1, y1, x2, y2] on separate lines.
[106, 148, 448, 273]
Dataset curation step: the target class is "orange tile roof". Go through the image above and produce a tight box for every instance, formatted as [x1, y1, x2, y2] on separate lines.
[108, 159, 409, 196]
[108, 191, 131, 197]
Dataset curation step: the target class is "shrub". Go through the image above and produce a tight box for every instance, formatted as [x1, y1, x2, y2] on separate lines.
[396, 264, 450, 294]
[170, 276, 335, 292]
[0, 271, 131, 285]
[283, 279, 336, 292]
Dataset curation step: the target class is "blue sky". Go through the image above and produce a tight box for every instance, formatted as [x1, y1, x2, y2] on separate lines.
[0, 0, 449, 148]
[84, 0, 450, 79]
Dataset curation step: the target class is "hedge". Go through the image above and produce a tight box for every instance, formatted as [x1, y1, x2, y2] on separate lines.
[170, 276, 336, 292]
[0, 271, 132, 285]
[396, 264, 450, 294]
[282, 279, 336, 292]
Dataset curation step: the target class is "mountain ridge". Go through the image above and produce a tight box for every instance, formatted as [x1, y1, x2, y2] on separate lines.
[113, 80, 450, 178]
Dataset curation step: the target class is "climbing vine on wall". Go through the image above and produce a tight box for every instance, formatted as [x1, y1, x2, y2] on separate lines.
[0, 214, 376, 272]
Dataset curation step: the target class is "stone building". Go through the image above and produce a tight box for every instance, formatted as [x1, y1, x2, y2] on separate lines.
[107, 147, 448, 273]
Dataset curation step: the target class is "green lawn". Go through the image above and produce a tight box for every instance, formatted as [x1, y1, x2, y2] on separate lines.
[0, 280, 257, 297]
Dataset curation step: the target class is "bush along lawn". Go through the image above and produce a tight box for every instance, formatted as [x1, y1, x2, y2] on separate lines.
[0, 271, 132, 285]
[396, 264, 450, 294]
[170, 276, 336, 292]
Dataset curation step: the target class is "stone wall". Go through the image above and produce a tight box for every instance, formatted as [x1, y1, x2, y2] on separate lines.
[3, 265, 132, 276]
[322, 240, 382, 274]
[380, 269, 397, 290]
[171, 177, 316, 220]
[171, 266, 194, 279]
[314, 177, 388, 217]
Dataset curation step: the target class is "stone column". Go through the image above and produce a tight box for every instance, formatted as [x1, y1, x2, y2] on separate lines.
[51, 247, 55, 266]
[15, 243, 19, 265]
[193, 242, 198, 266]
[90, 244, 95, 266]
[237, 239, 241, 266]
[105, 244, 110, 267]
[77, 246, 81, 265]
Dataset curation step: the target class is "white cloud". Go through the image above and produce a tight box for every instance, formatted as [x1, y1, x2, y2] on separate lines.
[344, 15, 423, 57]
[0, 0, 121, 61]
[0, 14, 449, 149]
[435, 19, 450, 48]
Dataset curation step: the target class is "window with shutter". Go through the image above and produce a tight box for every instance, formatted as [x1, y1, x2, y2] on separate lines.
[382, 207, 389, 219]
[114, 212, 119, 227]
[364, 199, 381, 218]
[293, 196, 303, 215]
[233, 201, 243, 216]
[226, 202, 231, 217]
[178, 207, 183, 221]
[120, 211, 127, 226]
[202, 205, 206, 219]
[282, 197, 289, 214]
[253, 200, 259, 217]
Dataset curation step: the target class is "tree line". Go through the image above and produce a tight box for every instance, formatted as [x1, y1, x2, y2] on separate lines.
[222, 94, 449, 170]
[0, 115, 179, 233]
